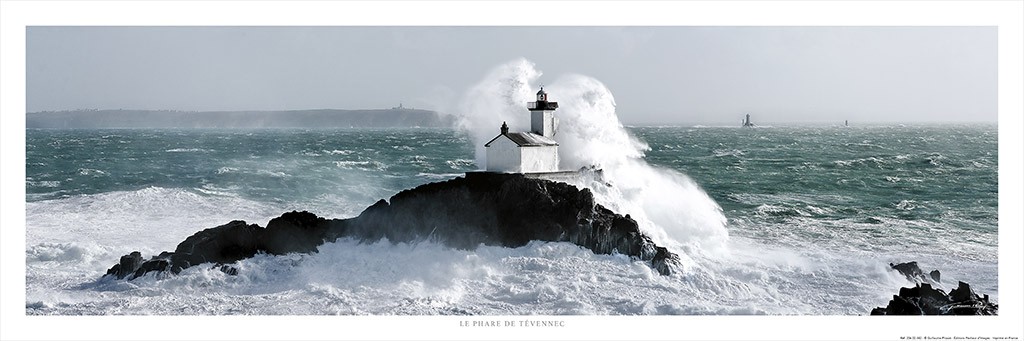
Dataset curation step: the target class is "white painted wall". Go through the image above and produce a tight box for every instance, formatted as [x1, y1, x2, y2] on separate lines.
[485, 137, 521, 172]
[520, 145, 559, 173]
[486, 134, 559, 173]
[530, 110, 555, 137]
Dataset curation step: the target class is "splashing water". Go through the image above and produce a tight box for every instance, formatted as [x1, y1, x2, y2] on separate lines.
[24, 60, 996, 316]
[451, 58, 541, 167]
[446, 59, 728, 257]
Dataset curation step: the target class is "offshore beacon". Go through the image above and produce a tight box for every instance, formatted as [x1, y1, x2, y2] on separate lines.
[742, 113, 755, 128]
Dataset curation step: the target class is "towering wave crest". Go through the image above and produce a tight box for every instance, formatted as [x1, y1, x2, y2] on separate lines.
[450, 59, 541, 168]
[447, 59, 728, 254]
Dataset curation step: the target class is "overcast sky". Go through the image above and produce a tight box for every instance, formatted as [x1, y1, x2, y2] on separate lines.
[27, 26, 996, 124]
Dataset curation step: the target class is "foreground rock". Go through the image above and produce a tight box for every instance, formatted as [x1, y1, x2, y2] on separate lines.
[105, 172, 679, 280]
[871, 262, 997, 315]
[889, 261, 941, 284]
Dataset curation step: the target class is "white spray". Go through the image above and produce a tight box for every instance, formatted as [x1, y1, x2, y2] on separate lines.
[447, 59, 729, 255]
[450, 59, 541, 168]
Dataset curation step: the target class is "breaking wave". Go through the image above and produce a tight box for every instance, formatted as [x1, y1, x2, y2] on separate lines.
[447, 59, 728, 255]
[23, 60, 997, 317]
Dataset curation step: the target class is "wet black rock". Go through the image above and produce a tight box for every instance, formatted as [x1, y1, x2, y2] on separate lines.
[889, 261, 943, 284]
[105, 172, 678, 280]
[872, 265, 998, 315]
[218, 265, 239, 276]
[106, 251, 143, 279]
[651, 246, 680, 276]
[170, 220, 263, 272]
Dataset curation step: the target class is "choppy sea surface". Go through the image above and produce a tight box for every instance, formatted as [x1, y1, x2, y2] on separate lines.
[25, 124, 997, 315]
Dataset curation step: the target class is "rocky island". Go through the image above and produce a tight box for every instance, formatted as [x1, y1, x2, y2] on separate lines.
[101, 173, 998, 316]
[105, 172, 680, 280]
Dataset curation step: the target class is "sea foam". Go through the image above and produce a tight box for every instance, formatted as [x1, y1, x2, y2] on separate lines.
[23, 61, 998, 316]
[446, 59, 729, 255]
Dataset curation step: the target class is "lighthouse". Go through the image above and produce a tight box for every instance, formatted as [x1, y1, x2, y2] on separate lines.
[742, 113, 755, 128]
[484, 87, 560, 173]
[529, 87, 558, 137]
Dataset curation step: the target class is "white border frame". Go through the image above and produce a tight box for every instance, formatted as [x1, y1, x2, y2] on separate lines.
[2, 1, 1022, 340]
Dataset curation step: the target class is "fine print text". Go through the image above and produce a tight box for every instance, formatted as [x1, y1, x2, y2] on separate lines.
[459, 319, 565, 328]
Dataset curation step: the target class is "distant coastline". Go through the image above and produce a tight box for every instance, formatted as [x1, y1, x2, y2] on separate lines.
[25, 108, 453, 129]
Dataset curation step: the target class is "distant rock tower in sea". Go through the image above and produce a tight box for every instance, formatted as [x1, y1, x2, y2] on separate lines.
[484, 87, 560, 173]
[742, 113, 755, 128]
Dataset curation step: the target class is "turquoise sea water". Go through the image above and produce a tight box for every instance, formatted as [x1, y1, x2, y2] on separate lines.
[638, 125, 997, 260]
[24, 124, 998, 315]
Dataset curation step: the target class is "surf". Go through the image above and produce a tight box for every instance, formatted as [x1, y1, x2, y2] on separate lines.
[446, 58, 730, 257]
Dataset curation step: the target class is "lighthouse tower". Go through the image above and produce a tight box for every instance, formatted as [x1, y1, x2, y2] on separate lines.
[529, 87, 559, 137]
[484, 87, 560, 173]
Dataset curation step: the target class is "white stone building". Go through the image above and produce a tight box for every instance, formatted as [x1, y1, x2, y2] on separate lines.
[484, 88, 560, 173]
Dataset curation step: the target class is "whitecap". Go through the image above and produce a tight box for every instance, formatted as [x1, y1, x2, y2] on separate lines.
[334, 160, 387, 171]
[27, 180, 61, 188]
[324, 149, 354, 155]
[895, 200, 916, 211]
[165, 148, 212, 153]
[445, 159, 475, 169]
[416, 172, 463, 180]
[712, 149, 745, 157]
[216, 167, 239, 174]
[77, 168, 107, 176]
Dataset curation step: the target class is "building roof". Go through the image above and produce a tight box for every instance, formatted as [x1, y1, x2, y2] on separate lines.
[485, 132, 558, 147]
[527, 101, 559, 110]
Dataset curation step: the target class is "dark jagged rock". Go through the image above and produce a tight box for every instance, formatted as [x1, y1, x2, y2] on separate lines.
[105, 251, 174, 280]
[218, 265, 239, 276]
[262, 211, 339, 255]
[949, 281, 979, 303]
[890, 261, 923, 282]
[882, 294, 924, 315]
[889, 261, 943, 284]
[104, 173, 678, 280]
[872, 263, 998, 315]
[133, 258, 170, 279]
[171, 220, 263, 272]
[106, 251, 143, 279]
[651, 247, 680, 276]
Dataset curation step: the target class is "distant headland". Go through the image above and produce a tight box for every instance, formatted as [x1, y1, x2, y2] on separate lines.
[25, 108, 453, 129]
